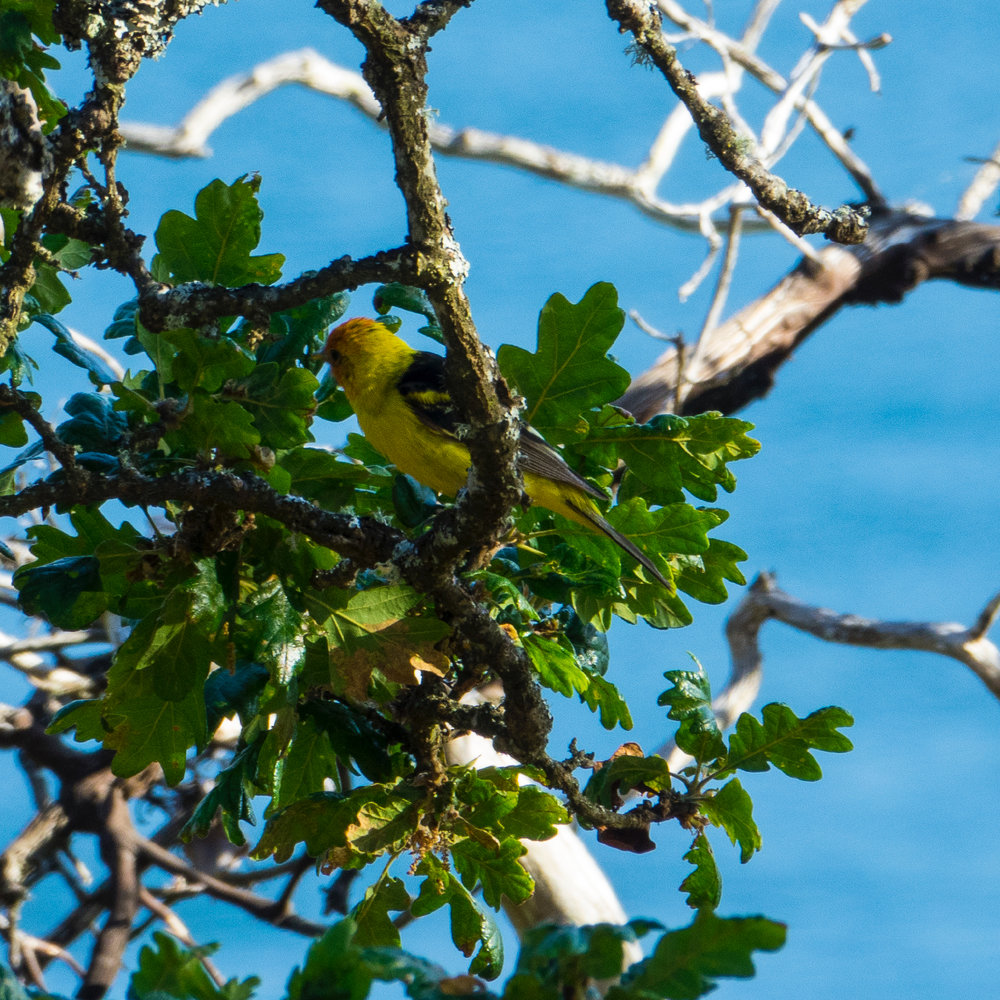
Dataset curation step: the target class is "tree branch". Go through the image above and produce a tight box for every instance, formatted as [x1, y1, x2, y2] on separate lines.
[727, 572, 1000, 702]
[618, 209, 1000, 420]
[607, 0, 868, 245]
[135, 837, 324, 937]
[79, 789, 140, 1000]
[657, 0, 882, 203]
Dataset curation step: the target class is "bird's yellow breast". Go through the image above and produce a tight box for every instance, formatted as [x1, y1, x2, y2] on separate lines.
[357, 389, 472, 497]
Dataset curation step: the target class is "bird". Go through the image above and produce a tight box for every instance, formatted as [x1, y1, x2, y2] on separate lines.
[320, 317, 670, 589]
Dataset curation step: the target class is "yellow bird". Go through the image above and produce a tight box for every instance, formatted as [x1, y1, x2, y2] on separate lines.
[321, 318, 669, 588]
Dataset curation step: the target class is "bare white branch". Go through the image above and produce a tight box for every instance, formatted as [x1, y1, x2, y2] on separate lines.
[117, 15, 880, 241]
[696, 204, 745, 341]
[956, 137, 1000, 221]
[754, 203, 825, 262]
[660, 573, 1000, 771]
[737, 572, 1000, 701]
[656, 0, 881, 201]
[68, 328, 126, 382]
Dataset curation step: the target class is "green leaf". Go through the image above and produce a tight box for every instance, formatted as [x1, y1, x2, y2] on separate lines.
[166, 391, 261, 458]
[372, 283, 437, 325]
[252, 783, 423, 865]
[226, 363, 318, 448]
[680, 833, 722, 911]
[586, 410, 760, 506]
[580, 673, 634, 731]
[261, 288, 350, 367]
[558, 606, 609, 675]
[268, 715, 341, 811]
[470, 566, 539, 621]
[33, 313, 117, 384]
[606, 499, 721, 560]
[497, 282, 630, 442]
[25, 262, 70, 314]
[543, 498, 735, 632]
[349, 877, 411, 949]
[0, 439, 44, 481]
[617, 910, 785, 1000]
[103, 298, 140, 347]
[674, 538, 747, 606]
[298, 700, 396, 783]
[25, 506, 126, 564]
[451, 836, 532, 910]
[204, 661, 270, 734]
[44, 233, 92, 270]
[522, 633, 632, 730]
[47, 697, 106, 744]
[0, 9, 65, 129]
[101, 665, 208, 785]
[511, 921, 658, 995]
[450, 766, 519, 833]
[304, 584, 449, 699]
[95, 535, 169, 621]
[658, 664, 726, 764]
[723, 703, 854, 780]
[183, 736, 264, 846]
[17, 516, 135, 631]
[252, 792, 360, 864]
[315, 379, 355, 423]
[154, 176, 284, 287]
[237, 579, 305, 684]
[14, 554, 107, 629]
[286, 920, 373, 1000]
[282, 446, 375, 509]
[129, 931, 259, 1000]
[56, 392, 128, 451]
[0, 339, 39, 387]
[114, 564, 225, 702]
[135, 320, 177, 382]
[0, 409, 28, 447]
[413, 854, 504, 980]
[584, 753, 672, 808]
[391, 473, 438, 528]
[166, 329, 255, 392]
[699, 778, 760, 863]
[523, 634, 588, 699]
[499, 784, 569, 842]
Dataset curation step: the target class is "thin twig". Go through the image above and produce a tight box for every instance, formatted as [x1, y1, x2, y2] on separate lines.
[138, 888, 226, 988]
[656, 0, 882, 203]
[136, 837, 324, 937]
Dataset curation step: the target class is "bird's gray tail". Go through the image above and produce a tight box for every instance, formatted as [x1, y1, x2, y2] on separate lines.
[565, 496, 673, 590]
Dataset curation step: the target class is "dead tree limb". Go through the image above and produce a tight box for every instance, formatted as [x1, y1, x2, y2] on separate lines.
[619, 209, 1000, 420]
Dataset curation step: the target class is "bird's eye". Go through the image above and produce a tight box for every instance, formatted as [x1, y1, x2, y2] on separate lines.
[327, 348, 341, 363]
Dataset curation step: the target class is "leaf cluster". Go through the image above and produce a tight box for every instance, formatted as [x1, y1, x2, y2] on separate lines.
[0, 172, 846, 996]
[582, 664, 852, 907]
[491, 282, 757, 635]
[122, 913, 785, 1000]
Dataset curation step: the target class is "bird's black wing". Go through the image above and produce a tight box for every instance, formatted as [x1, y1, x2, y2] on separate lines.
[395, 351, 462, 437]
[398, 352, 604, 501]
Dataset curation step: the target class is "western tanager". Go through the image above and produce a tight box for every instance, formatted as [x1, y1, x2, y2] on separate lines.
[321, 318, 669, 588]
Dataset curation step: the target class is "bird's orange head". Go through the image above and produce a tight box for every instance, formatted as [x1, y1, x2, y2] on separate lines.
[321, 317, 396, 400]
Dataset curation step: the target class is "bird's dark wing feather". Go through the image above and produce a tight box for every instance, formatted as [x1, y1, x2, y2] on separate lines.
[396, 351, 462, 437]
[517, 426, 605, 501]
[398, 351, 604, 501]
